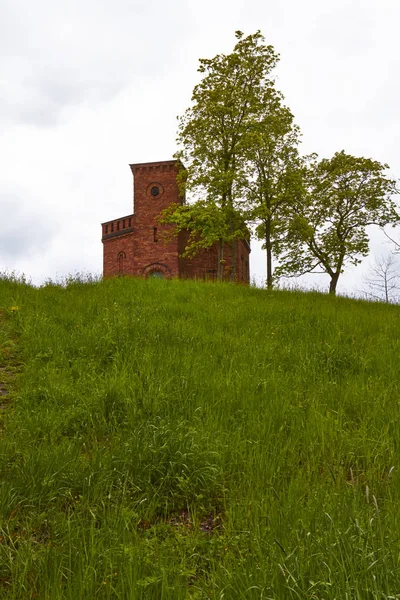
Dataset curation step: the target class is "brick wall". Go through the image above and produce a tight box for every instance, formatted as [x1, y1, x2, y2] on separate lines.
[130, 161, 181, 278]
[102, 160, 250, 283]
[102, 215, 135, 277]
[179, 231, 250, 283]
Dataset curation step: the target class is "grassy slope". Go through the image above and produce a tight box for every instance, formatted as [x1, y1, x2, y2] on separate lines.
[0, 276, 400, 599]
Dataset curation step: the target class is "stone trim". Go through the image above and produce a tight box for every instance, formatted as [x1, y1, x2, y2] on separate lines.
[102, 228, 133, 241]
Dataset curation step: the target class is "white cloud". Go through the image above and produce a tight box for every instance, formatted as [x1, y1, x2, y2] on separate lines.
[0, 0, 399, 293]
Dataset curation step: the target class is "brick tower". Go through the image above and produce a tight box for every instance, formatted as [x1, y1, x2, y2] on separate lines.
[101, 160, 250, 282]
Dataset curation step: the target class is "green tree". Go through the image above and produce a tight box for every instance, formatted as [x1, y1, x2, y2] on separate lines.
[173, 30, 281, 280]
[275, 151, 400, 295]
[242, 99, 302, 289]
[159, 200, 248, 280]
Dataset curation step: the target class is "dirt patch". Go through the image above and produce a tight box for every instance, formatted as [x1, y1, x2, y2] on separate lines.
[0, 367, 13, 411]
[0, 311, 21, 417]
[139, 509, 224, 535]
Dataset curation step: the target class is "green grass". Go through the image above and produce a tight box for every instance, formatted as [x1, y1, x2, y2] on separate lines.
[1, 274, 400, 598]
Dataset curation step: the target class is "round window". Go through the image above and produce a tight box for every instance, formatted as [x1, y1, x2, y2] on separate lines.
[149, 271, 164, 279]
[150, 186, 160, 197]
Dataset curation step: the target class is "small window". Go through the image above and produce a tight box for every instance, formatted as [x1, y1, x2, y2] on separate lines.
[153, 227, 158, 242]
[117, 251, 126, 274]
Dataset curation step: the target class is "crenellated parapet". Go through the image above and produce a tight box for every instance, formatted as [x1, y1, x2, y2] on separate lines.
[101, 214, 134, 240]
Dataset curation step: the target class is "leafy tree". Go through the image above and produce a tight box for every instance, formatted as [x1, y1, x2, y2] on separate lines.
[159, 200, 248, 280]
[173, 30, 281, 280]
[275, 151, 400, 295]
[242, 99, 302, 289]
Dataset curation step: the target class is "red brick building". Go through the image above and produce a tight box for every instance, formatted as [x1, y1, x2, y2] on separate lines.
[101, 160, 250, 282]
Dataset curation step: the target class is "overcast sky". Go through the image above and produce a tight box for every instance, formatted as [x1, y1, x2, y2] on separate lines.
[1, 0, 399, 295]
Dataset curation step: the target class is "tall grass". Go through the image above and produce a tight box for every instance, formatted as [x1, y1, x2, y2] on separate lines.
[0, 275, 400, 598]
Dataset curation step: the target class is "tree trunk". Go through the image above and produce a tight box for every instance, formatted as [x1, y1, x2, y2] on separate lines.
[217, 239, 224, 281]
[329, 273, 339, 295]
[265, 218, 272, 290]
[228, 202, 237, 282]
[230, 238, 237, 282]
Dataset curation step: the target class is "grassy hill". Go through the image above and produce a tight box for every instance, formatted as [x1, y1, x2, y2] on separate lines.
[0, 275, 400, 599]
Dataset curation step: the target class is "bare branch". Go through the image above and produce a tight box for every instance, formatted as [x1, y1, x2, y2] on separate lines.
[362, 254, 400, 303]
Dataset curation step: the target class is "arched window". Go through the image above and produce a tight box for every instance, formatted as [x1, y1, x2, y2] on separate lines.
[142, 263, 171, 279]
[117, 251, 126, 274]
[148, 270, 164, 279]
[205, 247, 217, 269]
